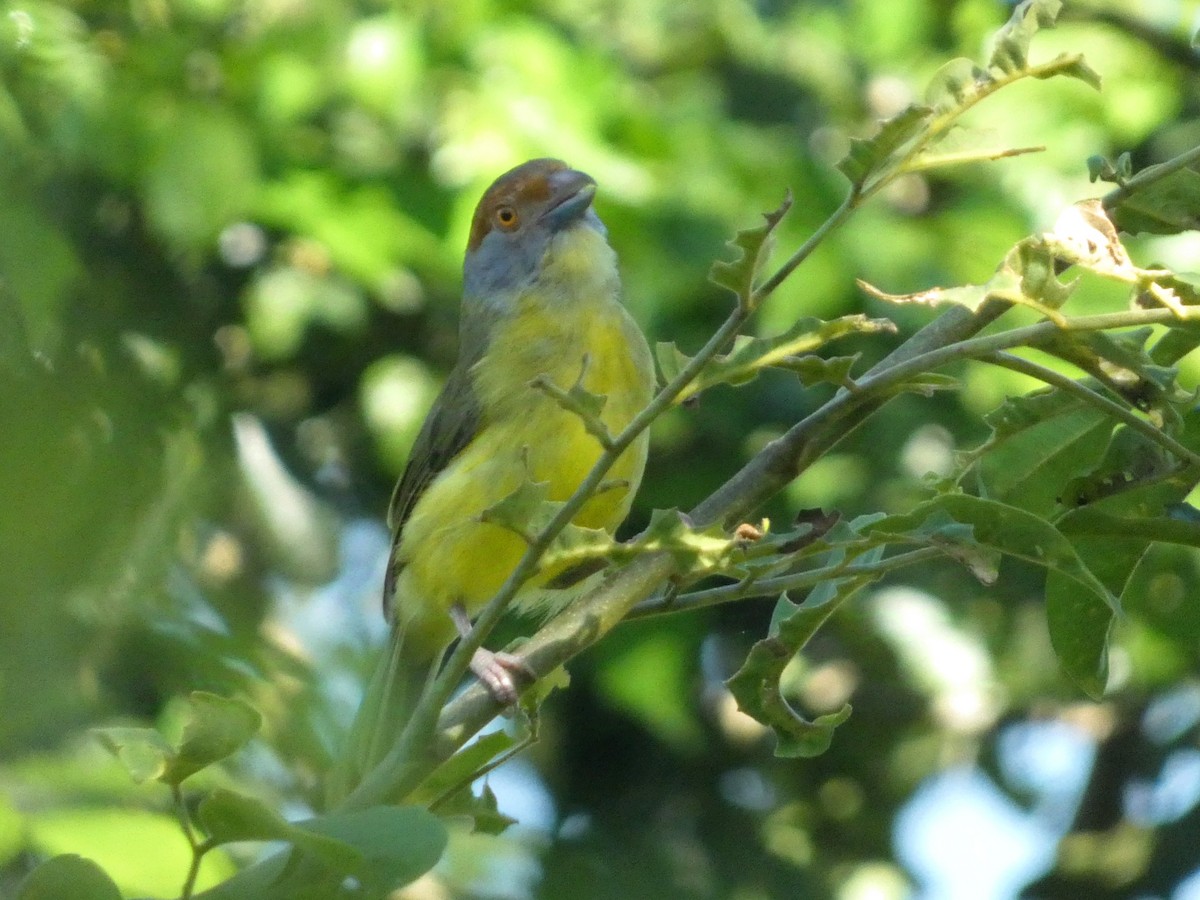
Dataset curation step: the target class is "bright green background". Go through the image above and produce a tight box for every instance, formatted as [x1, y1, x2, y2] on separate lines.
[3, 1, 1200, 897]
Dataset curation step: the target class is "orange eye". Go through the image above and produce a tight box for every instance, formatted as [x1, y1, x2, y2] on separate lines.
[495, 206, 519, 229]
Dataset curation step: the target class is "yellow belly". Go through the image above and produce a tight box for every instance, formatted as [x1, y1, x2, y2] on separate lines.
[393, 286, 652, 653]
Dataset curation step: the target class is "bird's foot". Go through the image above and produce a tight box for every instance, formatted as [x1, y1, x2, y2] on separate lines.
[470, 648, 534, 706]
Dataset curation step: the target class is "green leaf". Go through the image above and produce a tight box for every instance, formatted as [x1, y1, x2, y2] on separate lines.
[654, 340, 691, 387]
[791, 354, 860, 388]
[1044, 540, 1123, 699]
[296, 806, 448, 895]
[1049, 450, 1200, 695]
[708, 194, 793, 309]
[727, 572, 869, 758]
[197, 790, 360, 871]
[413, 730, 515, 811]
[837, 105, 932, 188]
[161, 693, 262, 786]
[977, 400, 1113, 519]
[18, 856, 123, 900]
[91, 727, 172, 784]
[869, 493, 1118, 610]
[659, 315, 893, 404]
[434, 782, 518, 837]
[1106, 160, 1200, 236]
[478, 478, 555, 545]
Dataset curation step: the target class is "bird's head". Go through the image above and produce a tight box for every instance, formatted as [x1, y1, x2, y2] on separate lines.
[462, 158, 609, 301]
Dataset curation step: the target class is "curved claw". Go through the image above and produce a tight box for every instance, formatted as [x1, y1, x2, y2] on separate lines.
[470, 648, 534, 706]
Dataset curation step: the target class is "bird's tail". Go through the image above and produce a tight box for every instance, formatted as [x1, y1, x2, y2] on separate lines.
[326, 624, 435, 806]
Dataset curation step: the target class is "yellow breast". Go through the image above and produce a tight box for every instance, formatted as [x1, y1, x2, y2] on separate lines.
[392, 226, 653, 650]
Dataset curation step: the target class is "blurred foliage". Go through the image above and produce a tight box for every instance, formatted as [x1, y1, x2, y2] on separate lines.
[4, 0, 1200, 898]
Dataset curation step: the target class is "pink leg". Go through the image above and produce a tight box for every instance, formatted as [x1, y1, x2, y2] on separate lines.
[450, 604, 533, 705]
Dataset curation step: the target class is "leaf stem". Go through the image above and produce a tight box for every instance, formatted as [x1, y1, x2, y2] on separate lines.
[174, 784, 204, 900]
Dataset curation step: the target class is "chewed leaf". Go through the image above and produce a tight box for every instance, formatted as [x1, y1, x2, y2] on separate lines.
[726, 544, 880, 758]
[478, 478, 557, 544]
[988, 0, 1063, 74]
[530, 365, 613, 449]
[539, 522, 620, 578]
[634, 509, 747, 578]
[726, 629, 853, 758]
[709, 194, 792, 310]
[837, 105, 932, 189]
[789, 354, 860, 388]
[662, 315, 894, 404]
[925, 58, 989, 110]
[860, 234, 1074, 320]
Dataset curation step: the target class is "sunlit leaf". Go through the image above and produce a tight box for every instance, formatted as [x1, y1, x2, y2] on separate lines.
[859, 234, 1075, 318]
[988, 0, 1061, 74]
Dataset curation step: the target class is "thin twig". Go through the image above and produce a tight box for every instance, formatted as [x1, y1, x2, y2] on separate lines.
[1103, 143, 1200, 210]
[628, 547, 943, 619]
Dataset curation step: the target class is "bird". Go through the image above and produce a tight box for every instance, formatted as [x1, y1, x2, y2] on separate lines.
[346, 158, 654, 783]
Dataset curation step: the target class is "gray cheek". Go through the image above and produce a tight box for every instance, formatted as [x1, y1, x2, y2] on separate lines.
[463, 228, 548, 302]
